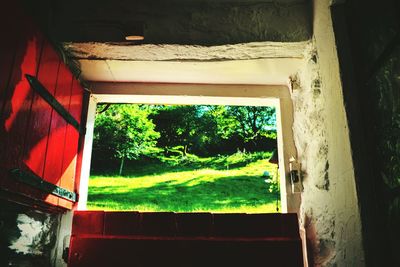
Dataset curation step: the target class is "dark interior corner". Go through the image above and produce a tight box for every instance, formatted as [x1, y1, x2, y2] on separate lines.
[332, 0, 400, 265]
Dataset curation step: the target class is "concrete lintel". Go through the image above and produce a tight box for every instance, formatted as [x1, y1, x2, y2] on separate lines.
[64, 41, 310, 61]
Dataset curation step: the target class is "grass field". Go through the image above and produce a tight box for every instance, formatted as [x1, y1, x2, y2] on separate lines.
[87, 152, 280, 213]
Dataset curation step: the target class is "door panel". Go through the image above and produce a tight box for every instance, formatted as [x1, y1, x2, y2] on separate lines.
[0, 2, 87, 210]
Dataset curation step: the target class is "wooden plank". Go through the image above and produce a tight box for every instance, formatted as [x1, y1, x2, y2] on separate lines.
[72, 211, 105, 236]
[25, 74, 82, 133]
[42, 62, 71, 206]
[140, 212, 177, 236]
[103, 211, 141, 236]
[214, 213, 299, 238]
[20, 39, 59, 201]
[0, 0, 26, 187]
[175, 213, 213, 237]
[0, 2, 82, 209]
[0, 0, 27, 117]
[69, 212, 303, 266]
[0, 34, 17, 121]
[213, 213, 299, 238]
[68, 236, 303, 267]
[0, 37, 18, 187]
[9, 169, 76, 202]
[69, 236, 182, 267]
[0, 22, 44, 195]
[59, 77, 83, 208]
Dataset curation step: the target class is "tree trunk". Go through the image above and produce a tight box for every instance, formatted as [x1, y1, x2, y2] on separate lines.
[183, 144, 188, 156]
[119, 156, 125, 176]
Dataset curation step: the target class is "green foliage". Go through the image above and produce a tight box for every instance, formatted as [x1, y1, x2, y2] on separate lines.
[148, 105, 276, 157]
[91, 104, 277, 173]
[93, 104, 160, 162]
[264, 171, 279, 194]
[150, 105, 207, 155]
[214, 105, 276, 142]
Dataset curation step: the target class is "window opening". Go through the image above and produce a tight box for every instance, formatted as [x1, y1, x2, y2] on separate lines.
[87, 103, 280, 213]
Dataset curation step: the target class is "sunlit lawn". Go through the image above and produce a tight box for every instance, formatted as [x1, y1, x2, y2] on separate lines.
[88, 153, 280, 213]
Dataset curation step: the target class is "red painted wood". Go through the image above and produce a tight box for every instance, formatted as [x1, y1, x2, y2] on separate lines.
[0, 2, 24, 43]
[72, 211, 105, 236]
[103, 211, 141, 236]
[0, 35, 17, 119]
[0, 2, 87, 210]
[0, 9, 19, 187]
[59, 77, 83, 209]
[175, 213, 213, 237]
[73, 211, 301, 238]
[0, 20, 44, 194]
[20, 39, 60, 202]
[42, 62, 71, 206]
[140, 212, 177, 236]
[0, 38, 18, 175]
[279, 213, 302, 238]
[70, 212, 304, 266]
[213, 213, 299, 238]
[69, 236, 182, 267]
[69, 236, 303, 267]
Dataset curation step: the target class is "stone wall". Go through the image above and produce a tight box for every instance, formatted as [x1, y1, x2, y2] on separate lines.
[0, 202, 60, 267]
[26, 0, 312, 44]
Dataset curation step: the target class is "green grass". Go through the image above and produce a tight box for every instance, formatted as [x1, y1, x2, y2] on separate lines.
[88, 152, 280, 213]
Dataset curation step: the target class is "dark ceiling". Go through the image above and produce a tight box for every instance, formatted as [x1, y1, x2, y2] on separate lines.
[24, 0, 311, 45]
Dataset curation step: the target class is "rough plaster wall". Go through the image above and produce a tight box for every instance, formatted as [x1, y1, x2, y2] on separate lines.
[63, 41, 308, 61]
[292, 44, 336, 266]
[50, 0, 311, 44]
[0, 208, 60, 267]
[290, 0, 364, 265]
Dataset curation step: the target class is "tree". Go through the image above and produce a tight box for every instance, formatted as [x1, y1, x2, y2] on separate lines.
[208, 105, 277, 151]
[93, 104, 160, 175]
[226, 106, 276, 142]
[150, 105, 202, 155]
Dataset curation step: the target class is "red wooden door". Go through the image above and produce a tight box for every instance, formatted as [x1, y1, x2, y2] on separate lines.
[0, 1, 87, 210]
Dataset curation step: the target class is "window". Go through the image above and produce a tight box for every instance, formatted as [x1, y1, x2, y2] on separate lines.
[87, 103, 280, 213]
[77, 84, 298, 214]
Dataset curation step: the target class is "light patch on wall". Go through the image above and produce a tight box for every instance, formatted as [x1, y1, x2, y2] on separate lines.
[9, 214, 52, 255]
[79, 58, 303, 85]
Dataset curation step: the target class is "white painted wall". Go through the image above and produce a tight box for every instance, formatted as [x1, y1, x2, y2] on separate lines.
[52, 211, 73, 267]
[77, 95, 97, 210]
[79, 58, 303, 85]
[290, 1, 365, 266]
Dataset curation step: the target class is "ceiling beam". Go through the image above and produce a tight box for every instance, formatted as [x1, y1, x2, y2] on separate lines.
[64, 41, 309, 61]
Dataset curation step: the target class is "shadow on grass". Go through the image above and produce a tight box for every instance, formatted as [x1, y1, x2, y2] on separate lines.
[93, 152, 273, 178]
[88, 174, 280, 212]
